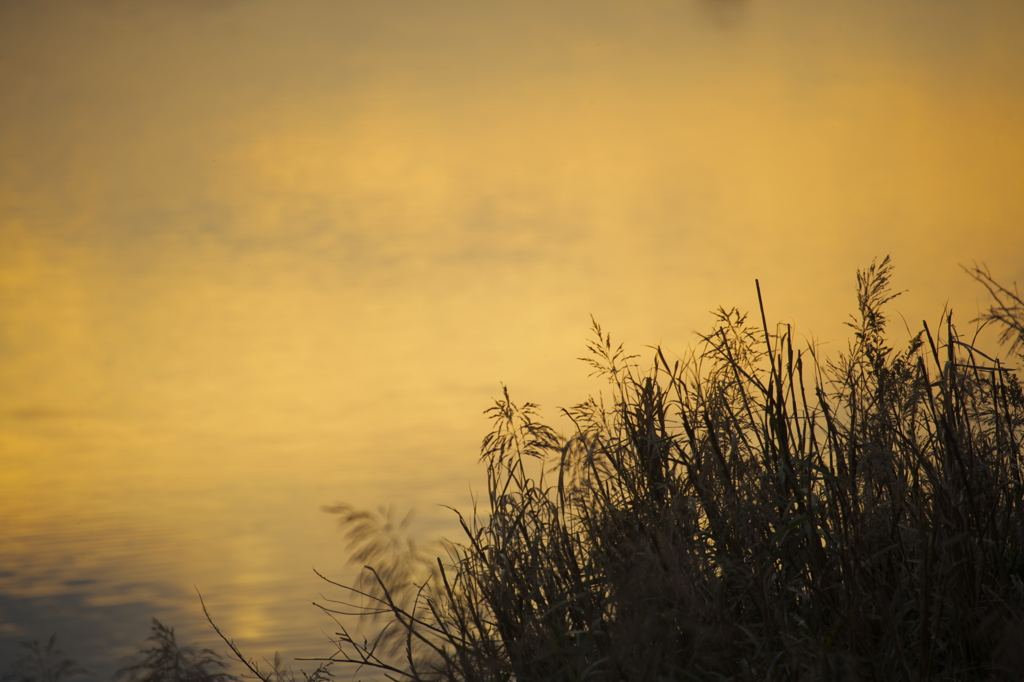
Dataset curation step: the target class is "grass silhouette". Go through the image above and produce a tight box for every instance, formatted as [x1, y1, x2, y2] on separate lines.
[1, 635, 89, 682]
[114, 619, 234, 682]
[297, 257, 1024, 681]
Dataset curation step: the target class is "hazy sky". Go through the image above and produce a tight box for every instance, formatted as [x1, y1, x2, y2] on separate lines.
[1, 0, 1023, 673]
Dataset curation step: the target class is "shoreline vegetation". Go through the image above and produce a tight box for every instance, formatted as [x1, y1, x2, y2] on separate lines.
[5, 258, 1024, 681]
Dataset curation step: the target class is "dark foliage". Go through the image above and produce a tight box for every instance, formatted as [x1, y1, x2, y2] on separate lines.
[1, 636, 89, 682]
[309, 258, 1024, 681]
[115, 619, 234, 682]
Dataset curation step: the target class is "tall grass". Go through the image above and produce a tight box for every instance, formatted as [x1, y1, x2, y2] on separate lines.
[285, 259, 1024, 680]
[1, 636, 89, 682]
[3, 620, 242, 682]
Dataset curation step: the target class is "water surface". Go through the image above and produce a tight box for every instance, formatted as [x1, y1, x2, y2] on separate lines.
[2, 0, 1023, 676]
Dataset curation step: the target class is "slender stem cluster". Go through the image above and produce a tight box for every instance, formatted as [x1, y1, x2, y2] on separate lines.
[308, 259, 1024, 681]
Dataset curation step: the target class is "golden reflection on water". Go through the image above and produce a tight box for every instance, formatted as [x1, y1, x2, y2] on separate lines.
[1, 0, 1023, 674]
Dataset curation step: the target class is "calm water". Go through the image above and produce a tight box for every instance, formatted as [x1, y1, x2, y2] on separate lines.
[2, 1, 1023, 677]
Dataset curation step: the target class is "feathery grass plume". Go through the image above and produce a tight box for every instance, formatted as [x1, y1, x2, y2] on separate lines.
[218, 257, 1024, 681]
[967, 263, 1024, 357]
[115, 619, 235, 682]
[313, 504, 443, 674]
[1, 635, 89, 682]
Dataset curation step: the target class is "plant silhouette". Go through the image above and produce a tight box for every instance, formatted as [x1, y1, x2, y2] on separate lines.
[206, 258, 1024, 680]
